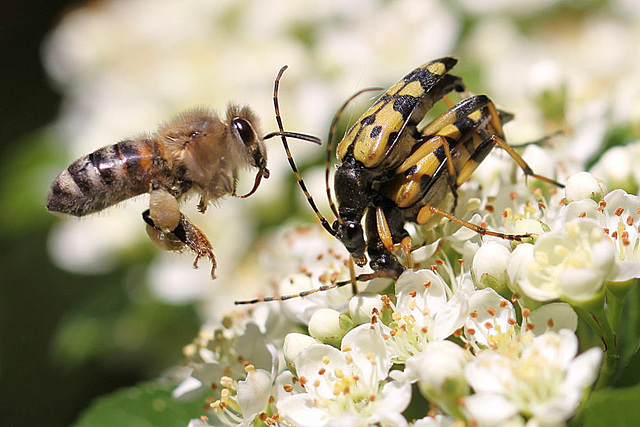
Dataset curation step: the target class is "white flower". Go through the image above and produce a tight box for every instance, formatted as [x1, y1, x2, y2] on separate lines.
[526, 302, 578, 336]
[592, 190, 640, 282]
[236, 369, 274, 425]
[277, 324, 411, 427]
[465, 288, 518, 348]
[590, 142, 640, 193]
[464, 330, 602, 425]
[173, 322, 279, 425]
[376, 269, 468, 363]
[507, 219, 616, 303]
[410, 415, 460, 427]
[405, 341, 471, 415]
[560, 189, 640, 284]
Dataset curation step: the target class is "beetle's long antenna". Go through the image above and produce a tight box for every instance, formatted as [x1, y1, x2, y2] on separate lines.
[272, 65, 336, 237]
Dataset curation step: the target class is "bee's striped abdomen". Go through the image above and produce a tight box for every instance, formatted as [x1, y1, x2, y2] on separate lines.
[47, 139, 163, 216]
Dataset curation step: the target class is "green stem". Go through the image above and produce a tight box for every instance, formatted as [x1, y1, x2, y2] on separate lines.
[606, 288, 624, 340]
[592, 305, 618, 389]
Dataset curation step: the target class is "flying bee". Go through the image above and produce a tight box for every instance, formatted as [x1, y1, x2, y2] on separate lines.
[47, 70, 319, 278]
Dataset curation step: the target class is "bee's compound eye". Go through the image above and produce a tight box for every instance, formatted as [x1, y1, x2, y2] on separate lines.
[232, 118, 256, 146]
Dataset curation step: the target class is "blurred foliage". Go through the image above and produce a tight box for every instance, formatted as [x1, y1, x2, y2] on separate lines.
[72, 381, 208, 427]
[576, 383, 640, 427]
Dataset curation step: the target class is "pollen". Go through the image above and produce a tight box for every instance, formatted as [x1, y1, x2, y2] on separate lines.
[554, 245, 569, 257]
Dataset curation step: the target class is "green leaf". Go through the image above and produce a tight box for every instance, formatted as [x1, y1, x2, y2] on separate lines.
[578, 384, 640, 427]
[614, 346, 640, 388]
[73, 381, 207, 427]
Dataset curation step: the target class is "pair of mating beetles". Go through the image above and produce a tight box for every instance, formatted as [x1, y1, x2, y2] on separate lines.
[47, 58, 562, 300]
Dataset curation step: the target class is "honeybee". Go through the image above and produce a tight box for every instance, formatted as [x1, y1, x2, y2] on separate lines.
[47, 98, 313, 278]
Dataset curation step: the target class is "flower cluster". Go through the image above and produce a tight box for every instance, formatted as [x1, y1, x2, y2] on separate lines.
[174, 171, 640, 426]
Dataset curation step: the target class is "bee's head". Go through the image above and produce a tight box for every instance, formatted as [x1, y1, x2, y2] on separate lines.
[227, 105, 269, 177]
[226, 105, 269, 198]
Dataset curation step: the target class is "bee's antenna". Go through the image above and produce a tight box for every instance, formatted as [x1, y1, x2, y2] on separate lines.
[272, 65, 336, 237]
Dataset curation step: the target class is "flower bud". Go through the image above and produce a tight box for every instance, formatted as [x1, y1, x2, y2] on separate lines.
[283, 333, 317, 373]
[408, 341, 470, 415]
[565, 172, 607, 202]
[348, 292, 384, 324]
[472, 241, 510, 296]
[308, 308, 354, 347]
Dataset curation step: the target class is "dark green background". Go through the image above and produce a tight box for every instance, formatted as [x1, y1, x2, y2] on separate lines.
[1, 2, 200, 425]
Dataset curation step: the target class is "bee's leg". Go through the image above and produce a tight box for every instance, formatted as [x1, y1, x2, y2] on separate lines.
[143, 185, 217, 278]
[143, 210, 217, 279]
[143, 185, 184, 251]
[143, 210, 185, 252]
[148, 184, 182, 231]
[173, 214, 217, 278]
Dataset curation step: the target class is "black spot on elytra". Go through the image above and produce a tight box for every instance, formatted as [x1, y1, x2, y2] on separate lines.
[370, 125, 382, 139]
[360, 114, 376, 127]
[393, 95, 420, 120]
[403, 65, 440, 91]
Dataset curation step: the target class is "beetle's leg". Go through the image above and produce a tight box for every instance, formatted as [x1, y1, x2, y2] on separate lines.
[365, 204, 406, 278]
[416, 204, 532, 241]
[484, 102, 564, 188]
[375, 205, 413, 269]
